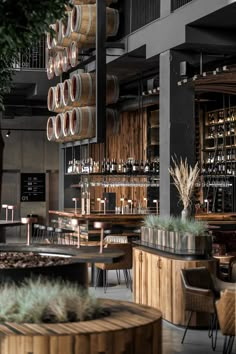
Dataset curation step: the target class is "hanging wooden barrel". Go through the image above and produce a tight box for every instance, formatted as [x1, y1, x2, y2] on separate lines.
[46, 116, 57, 141]
[56, 19, 72, 47]
[62, 47, 71, 72]
[71, 5, 119, 37]
[106, 74, 120, 104]
[106, 108, 120, 135]
[72, 0, 118, 6]
[69, 41, 79, 67]
[70, 107, 96, 139]
[63, 111, 73, 139]
[47, 87, 57, 112]
[55, 113, 65, 141]
[62, 11, 82, 42]
[70, 73, 119, 106]
[46, 24, 57, 50]
[62, 79, 73, 108]
[55, 83, 66, 112]
[46, 56, 54, 80]
[54, 52, 63, 76]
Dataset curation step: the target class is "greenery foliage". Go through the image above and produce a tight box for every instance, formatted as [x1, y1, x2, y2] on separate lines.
[0, 277, 108, 323]
[143, 215, 209, 236]
[0, 0, 68, 108]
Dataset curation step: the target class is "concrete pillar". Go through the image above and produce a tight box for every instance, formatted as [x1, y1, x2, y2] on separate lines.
[159, 50, 195, 217]
[160, 0, 171, 18]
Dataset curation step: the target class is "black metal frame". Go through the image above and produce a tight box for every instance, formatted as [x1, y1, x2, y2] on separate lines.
[171, 0, 192, 11]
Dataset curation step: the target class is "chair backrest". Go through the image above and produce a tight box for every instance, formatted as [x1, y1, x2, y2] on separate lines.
[216, 289, 236, 336]
[228, 257, 236, 282]
[181, 267, 216, 291]
[104, 242, 133, 270]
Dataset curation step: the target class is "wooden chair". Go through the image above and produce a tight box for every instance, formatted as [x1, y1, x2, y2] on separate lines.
[216, 289, 236, 354]
[95, 242, 133, 293]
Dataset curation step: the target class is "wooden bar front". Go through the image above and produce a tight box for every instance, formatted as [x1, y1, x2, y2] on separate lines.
[133, 246, 217, 327]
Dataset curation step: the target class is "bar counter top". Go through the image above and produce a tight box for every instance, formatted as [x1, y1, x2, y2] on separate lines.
[49, 210, 145, 222]
[195, 213, 236, 224]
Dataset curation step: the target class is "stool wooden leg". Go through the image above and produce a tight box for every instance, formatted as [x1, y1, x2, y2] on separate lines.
[100, 228, 104, 253]
[77, 225, 80, 248]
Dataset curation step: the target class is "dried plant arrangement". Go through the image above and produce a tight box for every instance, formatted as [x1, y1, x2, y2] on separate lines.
[168, 157, 200, 214]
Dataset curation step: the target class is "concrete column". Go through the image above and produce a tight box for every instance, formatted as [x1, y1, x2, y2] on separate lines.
[159, 50, 195, 217]
[160, 0, 171, 18]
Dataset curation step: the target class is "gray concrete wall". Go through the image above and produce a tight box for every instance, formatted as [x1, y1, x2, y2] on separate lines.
[0, 115, 59, 241]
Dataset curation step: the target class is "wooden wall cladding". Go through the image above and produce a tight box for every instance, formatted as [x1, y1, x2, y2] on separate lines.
[89, 110, 148, 211]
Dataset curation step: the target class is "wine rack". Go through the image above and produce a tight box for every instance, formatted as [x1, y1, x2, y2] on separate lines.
[202, 106, 236, 212]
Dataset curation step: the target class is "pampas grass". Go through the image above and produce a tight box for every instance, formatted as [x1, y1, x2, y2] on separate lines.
[0, 277, 107, 323]
[169, 157, 200, 210]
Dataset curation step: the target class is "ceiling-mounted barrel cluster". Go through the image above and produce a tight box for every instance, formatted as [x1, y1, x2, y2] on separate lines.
[46, 1, 119, 79]
[46, 0, 120, 143]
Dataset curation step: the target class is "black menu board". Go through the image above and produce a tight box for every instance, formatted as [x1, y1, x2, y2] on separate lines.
[21, 173, 45, 202]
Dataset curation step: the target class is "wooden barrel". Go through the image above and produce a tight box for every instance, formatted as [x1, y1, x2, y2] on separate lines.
[71, 5, 119, 37]
[46, 116, 57, 141]
[56, 19, 72, 47]
[106, 108, 120, 135]
[63, 111, 73, 138]
[62, 79, 73, 108]
[55, 83, 65, 112]
[47, 87, 57, 112]
[55, 113, 65, 141]
[54, 51, 63, 76]
[46, 24, 57, 50]
[0, 300, 161, 354]
[62, 11, 82, 42]
[62, 47, 71, 72]
[69, 41, 79, 67]
[70, 73, 119, 106]
[47, 56, 54, 80]
[72, 0, 118, 5]
[70, 107, 96, 139]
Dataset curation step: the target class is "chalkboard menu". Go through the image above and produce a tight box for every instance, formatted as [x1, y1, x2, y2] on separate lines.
[21, 173, 45, 202]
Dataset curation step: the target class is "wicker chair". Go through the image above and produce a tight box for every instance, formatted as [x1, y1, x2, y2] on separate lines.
[216, 289, 236, 354]
[95, 242, 133, 293]
[180, 267, 219, 350]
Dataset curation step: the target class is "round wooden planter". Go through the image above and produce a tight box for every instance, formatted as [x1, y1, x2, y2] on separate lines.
[0, 300, 162, 354]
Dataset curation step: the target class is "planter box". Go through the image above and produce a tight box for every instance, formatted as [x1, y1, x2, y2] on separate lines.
[0, 299, 162, 354]
[141, 227, 212, 256]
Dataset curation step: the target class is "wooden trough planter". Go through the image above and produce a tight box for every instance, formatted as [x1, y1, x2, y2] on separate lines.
[0, 300, 162, 354]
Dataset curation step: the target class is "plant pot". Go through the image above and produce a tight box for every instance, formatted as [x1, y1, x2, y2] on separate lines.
[0, 299, 162, 354]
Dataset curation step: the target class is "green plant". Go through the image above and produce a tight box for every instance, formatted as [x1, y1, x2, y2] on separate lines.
[143, 215, 208, 236]
[0, 0, 68, 109]
[0, 277, 108, 323]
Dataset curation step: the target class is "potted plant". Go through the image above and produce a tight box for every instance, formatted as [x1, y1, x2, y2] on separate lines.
[168, 156, 200, 219]
[142, 216, 212, 256]
[0, 277, 162, 354]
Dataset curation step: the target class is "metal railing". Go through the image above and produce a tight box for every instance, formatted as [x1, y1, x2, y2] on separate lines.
[171, 0, 192, 11]
[13, 36, 46, 70]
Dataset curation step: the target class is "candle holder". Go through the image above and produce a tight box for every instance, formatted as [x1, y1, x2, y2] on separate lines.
[204, 199, 209, 214]
[143, 198, 148, 213]
[153, 200, 159, 215]
[8, 205, 15, 221]
[72, 198, 80, 214]
[97, 198, 101, 213]
[128, 199, 133, 214]
[2, 204, 8, 221]
[120, 198, 124, 214]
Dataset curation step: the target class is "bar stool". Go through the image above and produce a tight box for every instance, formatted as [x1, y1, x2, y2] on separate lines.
[93, 222, 111, 253]
[46, 226, 56, 243]
[32, 224, 40, 238]
[36, 225, 47, 243]
[54, 228, 75, 245]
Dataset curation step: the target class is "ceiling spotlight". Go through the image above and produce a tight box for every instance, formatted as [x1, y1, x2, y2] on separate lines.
[5, 130, 11, 138]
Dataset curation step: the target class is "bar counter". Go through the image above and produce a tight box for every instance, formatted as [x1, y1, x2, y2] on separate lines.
[49, 210, 145, 222]
[195, 212, 236, 223]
